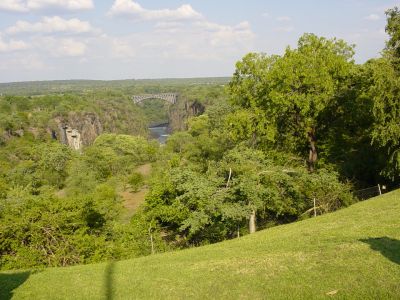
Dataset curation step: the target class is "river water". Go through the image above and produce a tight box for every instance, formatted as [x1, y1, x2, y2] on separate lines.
[148, 125, 170, 144]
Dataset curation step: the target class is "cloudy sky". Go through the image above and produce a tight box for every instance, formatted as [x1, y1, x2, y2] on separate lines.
[0, 0, 397, 82]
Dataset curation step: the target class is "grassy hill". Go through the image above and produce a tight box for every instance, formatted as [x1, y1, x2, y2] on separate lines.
[1, 190, 399, 299]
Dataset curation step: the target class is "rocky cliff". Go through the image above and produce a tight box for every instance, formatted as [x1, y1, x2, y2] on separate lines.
[55, 112, 103, 150]
[168, 100, 205, 132]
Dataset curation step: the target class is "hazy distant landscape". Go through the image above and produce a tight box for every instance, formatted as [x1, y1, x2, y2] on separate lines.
[0, 77, 231, 95]
[0, 1, 399, 299]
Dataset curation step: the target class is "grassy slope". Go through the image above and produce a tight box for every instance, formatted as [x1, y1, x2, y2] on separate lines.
[1, 191, 400, 300]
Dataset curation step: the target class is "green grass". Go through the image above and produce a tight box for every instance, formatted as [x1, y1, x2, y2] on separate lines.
[1, 190, 400, 299]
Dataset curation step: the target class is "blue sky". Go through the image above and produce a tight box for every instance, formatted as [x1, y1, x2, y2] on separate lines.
[0, 0, 397, 82]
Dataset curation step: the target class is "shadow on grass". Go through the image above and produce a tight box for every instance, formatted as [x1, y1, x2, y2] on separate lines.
[360, 237, 400, 265]
[105, 261, 116, 300]
[0, 271, 31, 300]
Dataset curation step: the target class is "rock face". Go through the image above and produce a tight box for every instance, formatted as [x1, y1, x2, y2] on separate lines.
[68, 112, 103, 146]
[55, 112, 103, 150]
[169, 100, 205, 131]
[62, 126, 82, 151]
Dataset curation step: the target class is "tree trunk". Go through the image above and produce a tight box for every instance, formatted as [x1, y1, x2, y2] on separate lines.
[226, 168, 232, 188]
[149, 226, 154, 254]
[307, 127, 317, 172]
[251, 132, 257, 148]
[249, 210, 256, 234]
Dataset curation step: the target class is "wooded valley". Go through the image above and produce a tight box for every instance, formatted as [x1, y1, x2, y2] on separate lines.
[0, 7, 399, 272]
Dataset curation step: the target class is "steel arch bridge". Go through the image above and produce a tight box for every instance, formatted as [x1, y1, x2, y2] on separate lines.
[132, 93, 178, 104]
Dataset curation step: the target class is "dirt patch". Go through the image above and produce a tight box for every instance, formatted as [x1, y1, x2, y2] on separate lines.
[121, 188, 147, 211]
[120, 188, 148, 222]
[135, 163, 152, 177]
[55, 189, 67, 198]
[119, 163, 152, 221]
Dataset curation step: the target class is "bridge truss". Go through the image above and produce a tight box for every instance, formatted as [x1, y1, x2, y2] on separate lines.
[132, 93, 178, 104]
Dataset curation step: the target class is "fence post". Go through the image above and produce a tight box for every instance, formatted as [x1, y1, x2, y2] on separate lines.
[313, 198, 317, 217]
[149, 226, 154, 254]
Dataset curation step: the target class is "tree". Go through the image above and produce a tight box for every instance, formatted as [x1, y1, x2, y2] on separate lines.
[229, 34, 355, 171]
[218, 146, 267, 234]
[0, 187, 111, 269]
[385, 7, 400, 69]
[369, 7, 400, 180]
[316, 63, 385, 186]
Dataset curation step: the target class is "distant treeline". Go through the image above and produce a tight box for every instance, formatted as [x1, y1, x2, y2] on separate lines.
[0, 77, 231, 96]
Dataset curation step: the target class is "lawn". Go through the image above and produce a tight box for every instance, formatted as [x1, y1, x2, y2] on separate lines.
[1, 190, 399, 299]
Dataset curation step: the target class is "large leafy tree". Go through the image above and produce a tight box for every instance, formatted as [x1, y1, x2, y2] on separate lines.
[385, 7, 400, 69]
[228, 33, 355, 171]
[145, 143, 353, 243]
[369, 7, 400, 180]
[316, 63, 387, 186]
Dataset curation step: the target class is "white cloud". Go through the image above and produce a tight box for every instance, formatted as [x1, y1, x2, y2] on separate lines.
[56, 38, 87, 56]
[33, 37, 87, 57]
[6, 16, 97, 35]
[108, 0, 202, 21]
[154, 21, 185, 32]
[365, 14, 381, 21]
[0, 0, 94, 12]
[0, 0, 256, 80]
[276, 16, 291, 22]
[106, 1, 255, 62]
[0, 0, 26, 12]
[0, 35, 28, 52]
[194, 21, 254, 47]
[26, 0, 93, 10]
[108, 19, 255, 62]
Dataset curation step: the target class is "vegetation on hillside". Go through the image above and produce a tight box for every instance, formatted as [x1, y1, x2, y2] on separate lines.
[0, 7, 399, 272]
[1, 189, 399, 299]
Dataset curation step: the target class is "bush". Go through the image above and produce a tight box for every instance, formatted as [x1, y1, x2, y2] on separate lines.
[128, 172, 144, 192]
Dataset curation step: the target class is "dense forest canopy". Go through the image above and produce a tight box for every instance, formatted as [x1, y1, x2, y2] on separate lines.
[0, 8, 399, 270]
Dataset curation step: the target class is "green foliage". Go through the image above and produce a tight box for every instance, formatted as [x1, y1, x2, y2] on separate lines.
[0, 187, 109, 269]
[4, 186, 398, 300]
[367, 8, 400, 180]
[0, 93, 149, 145]
[145, 145, 354, 245]
[165, 131, 195, 154]
[128, 172, 144, 192]
[83, 134, 158, 180]
[65, 159, 98, 196]
[385, 6, 400, 68]
[0, 133, 159, 270]
[93, 134, 158, 165]
[228, 34, 355, 171]
[1, 13, 400, 272]
[139, 99, 170, 125]
[316, 63, 385, 185]
[365, 59, 400, 180]
[224, 108, 275, 147]
[0, 139, 73, 194]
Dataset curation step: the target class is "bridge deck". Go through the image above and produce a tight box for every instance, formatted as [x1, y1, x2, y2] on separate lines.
[132, 93, 178, 104]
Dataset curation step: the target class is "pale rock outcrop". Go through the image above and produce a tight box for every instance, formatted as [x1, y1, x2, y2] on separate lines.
[55, 112, 103, 150]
